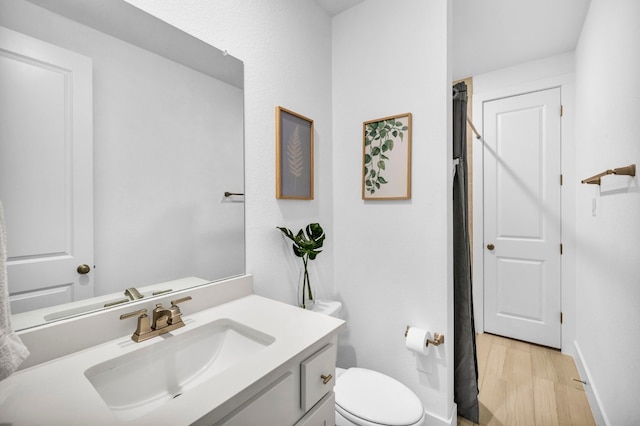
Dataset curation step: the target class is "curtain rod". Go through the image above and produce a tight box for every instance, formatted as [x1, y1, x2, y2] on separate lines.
[466, 117, 482, 140]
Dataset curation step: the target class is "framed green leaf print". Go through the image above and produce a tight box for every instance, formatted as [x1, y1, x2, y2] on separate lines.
[362, 112, 412, 200]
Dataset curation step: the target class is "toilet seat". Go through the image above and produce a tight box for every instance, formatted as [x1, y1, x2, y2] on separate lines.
[335, 368, 425, 426]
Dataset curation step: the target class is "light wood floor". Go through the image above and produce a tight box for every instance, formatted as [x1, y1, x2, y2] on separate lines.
[457, 333, 596, 426]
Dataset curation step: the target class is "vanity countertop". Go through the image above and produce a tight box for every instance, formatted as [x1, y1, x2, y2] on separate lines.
[0, 294, 345, 425]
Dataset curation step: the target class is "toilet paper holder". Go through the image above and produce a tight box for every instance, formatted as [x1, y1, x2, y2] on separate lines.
[405, 325, 445, 347]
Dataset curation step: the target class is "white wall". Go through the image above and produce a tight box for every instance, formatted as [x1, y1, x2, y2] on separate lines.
[126, 0, 336, 304]
[471, 52, 578, 355]
[574, 0, 640, 424]
[332, 1, 454, 423]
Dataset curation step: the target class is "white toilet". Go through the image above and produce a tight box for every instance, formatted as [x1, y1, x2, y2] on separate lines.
[311, 300, 426, 426]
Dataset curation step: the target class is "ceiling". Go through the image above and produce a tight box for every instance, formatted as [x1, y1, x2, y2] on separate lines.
[314, 0, 592, 80]
[313, 0, 365, 17]
[452, 0, 592, 80]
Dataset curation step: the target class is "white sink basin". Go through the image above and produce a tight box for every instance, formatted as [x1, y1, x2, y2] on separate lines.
[84, 318, 275, 421]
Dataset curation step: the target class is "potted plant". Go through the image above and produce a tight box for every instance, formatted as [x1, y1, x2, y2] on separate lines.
[277, 223, 325, 309]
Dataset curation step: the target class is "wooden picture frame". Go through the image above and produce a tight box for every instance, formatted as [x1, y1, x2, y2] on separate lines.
[276, 106, 314, 199]
[362, 112, 412, 200]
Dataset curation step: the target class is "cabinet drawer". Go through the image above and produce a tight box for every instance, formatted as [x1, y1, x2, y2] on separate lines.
[295, 392, 335, 426]
[301, 343, 336, 412]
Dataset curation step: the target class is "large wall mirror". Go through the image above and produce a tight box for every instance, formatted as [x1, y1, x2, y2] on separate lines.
[0, 0, 245, 330]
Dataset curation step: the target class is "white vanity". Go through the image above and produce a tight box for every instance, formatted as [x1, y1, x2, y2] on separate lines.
[0, 275, 345, 425]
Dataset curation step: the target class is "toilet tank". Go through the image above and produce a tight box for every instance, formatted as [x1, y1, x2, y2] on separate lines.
[311, 300, 342, 318]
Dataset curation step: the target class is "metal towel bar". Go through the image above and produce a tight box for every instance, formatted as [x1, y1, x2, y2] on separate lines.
[581, 164, 635, 185]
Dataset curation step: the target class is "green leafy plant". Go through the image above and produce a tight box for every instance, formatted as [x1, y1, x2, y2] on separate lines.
[363, 118, 408, 194]
[277, 223, 325, 308]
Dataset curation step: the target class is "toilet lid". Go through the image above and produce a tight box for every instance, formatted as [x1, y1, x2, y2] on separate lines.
[335, 368, 424, 426]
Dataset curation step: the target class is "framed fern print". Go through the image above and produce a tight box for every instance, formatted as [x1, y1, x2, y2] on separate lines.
[362, 113, 412, 200]
[276, 106, 314, 199]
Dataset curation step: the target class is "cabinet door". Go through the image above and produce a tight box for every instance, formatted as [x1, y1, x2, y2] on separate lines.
[295, 392, 335, 426]
[220, 372, 296, 425]
[301, 344, 336, 411]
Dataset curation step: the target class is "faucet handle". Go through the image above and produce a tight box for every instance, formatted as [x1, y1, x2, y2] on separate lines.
[170, 296, 192, 306]
[167, 296, 191, 325]
[120, 308, 152, 342]
[119, 308, 147, 320]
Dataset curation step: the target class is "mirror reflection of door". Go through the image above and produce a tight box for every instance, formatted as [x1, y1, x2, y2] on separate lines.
[483, 88, 562, 348]
[0, 26, 94, 313]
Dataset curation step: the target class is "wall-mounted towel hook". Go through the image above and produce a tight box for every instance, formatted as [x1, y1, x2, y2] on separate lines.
[581, 164, 636, 185]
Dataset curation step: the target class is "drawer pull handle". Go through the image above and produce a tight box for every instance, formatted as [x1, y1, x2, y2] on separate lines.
[320, 374, 333, 385]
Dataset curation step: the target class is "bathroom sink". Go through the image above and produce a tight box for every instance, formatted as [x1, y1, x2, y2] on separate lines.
[84, 318, 275, 421]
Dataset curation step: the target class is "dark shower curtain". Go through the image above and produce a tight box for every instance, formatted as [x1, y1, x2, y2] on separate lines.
[452, 81, 479, 422]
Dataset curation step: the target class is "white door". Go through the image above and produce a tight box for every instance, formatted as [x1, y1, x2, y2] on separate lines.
[0, 26, 94, 313]
[483, 88, 562, 348]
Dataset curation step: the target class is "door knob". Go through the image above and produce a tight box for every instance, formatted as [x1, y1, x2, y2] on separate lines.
[77, 264, 91, 274]
[487, 243, 495, 251]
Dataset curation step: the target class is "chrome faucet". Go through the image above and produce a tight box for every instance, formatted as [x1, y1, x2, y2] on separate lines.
[120, 296, 192, 342]
[124, 287, 144, 300]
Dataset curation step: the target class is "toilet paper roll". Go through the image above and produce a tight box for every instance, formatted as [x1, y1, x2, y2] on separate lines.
[405, 327, 431, 356]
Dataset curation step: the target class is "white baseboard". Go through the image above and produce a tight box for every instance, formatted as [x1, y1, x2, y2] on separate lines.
[425, 403, 457, 426]
[573, 341, 608, 425]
